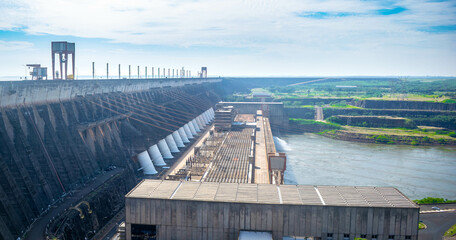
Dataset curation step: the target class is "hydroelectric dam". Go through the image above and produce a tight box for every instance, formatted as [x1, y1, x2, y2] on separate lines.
[0, 77, 223, 239]
[0, 77, 420, 240]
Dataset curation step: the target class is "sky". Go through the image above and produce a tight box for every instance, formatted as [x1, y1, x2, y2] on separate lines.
[0, 0, 455, 78]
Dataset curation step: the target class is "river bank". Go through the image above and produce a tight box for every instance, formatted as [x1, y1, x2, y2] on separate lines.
[287, 119, 456, 146]
[321, 126, 456, 146]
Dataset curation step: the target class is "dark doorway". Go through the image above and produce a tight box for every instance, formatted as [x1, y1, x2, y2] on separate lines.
[131, 224, 156, 240]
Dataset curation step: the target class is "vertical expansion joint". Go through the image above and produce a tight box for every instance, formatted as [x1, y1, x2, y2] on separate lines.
[170, 181, 183, 199]
[277, 185, 283, 204]
[314, 186, 326, 205]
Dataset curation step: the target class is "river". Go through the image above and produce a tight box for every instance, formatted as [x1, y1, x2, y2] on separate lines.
[274, 134, 456, 200]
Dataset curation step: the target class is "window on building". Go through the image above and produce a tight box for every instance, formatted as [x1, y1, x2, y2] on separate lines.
[240, 231, 273, 240]
[372, 235, 378, 240]
[360, 234, 367, 239]
[327, 233, 333, 240]
[388, 235, 395, 240]
[282, 236, 314, 240]
[405, 236, 411, 240]
[344, 234, 350, 240]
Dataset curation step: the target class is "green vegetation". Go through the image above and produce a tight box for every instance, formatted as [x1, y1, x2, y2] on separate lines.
[330, 103, 359, 108]
[290, 118, 341, 129]
[326, 116, 417, 129]
[444, 224, 456, 237]
[289, 118, 341, 134]
[226, 77, 456, 103]
[375, 135, 395, 144]
[265, 78, 456, 100]
[321, 126, 456, 146]
[443, 99, 456, 104]
[413, 197, 456, 204]
[225, 77, 456, 144]
[419, 222, 426, 230]
[317, 129, 337, 135]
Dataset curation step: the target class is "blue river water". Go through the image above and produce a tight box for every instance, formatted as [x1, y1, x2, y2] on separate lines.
[274, 134, 456, 200]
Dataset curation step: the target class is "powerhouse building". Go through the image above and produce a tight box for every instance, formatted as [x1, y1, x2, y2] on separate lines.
[125, 180, 419, 240]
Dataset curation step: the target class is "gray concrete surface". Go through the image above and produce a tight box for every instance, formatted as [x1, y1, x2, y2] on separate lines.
[0, 78, 220, 107]
[419, 211, 456, 240]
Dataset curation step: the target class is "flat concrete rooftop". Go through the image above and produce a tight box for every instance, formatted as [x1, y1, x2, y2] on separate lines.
[126, 180, 418, 208]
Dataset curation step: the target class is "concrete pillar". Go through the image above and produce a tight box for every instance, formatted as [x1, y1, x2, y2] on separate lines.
[202, 111, 210, 124]
[196, 115, 205, 128]
[192, 119, 201, 132]
[126, 223, 131, 240]
[178, 127, 190, 143]
[184, 124, 194, 139]
[200, 114, 208, 125]
[147, 145, 166, 166]
[137, 151, 157, 174]
[165, 134, 179, 153]
[158, 139, 173, 159]
[205, 110, 212, 122]
[204, 110, 212, 121]
[188, 121, 197, 135]
[172, 131, 185, 147]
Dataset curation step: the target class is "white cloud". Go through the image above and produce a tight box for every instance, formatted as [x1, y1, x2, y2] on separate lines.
[0, 0, 455, 76]
[0, 0, 453, 47]
[0, 40, 33, 51]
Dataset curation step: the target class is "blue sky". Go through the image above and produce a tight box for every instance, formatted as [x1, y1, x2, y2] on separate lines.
[0, 0, 455, 78]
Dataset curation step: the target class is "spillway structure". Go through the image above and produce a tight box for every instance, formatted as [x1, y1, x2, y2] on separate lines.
[0, 77, 220, 239]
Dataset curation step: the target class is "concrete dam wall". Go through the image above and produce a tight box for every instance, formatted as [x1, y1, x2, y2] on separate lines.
[0, 78, 221, 108]
[0, 78, 222, 239]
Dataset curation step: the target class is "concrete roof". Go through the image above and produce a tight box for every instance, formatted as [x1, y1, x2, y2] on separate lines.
[126, 180, 418, 208]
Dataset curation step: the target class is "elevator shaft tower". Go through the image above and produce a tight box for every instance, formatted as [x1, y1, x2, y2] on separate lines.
[51, 41, 75, 80]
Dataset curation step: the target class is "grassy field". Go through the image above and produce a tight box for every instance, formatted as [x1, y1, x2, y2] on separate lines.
[339, 126, 455, 140]
[445, 224, 456, 237]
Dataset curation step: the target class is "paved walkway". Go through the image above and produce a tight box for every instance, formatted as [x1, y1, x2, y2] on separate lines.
[254, 115, 270, 184]
[314, 106, 324, 121]
[421, 209, 456, 214]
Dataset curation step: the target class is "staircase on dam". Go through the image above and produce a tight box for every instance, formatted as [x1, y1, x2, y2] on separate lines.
[0, 78, 223, 239]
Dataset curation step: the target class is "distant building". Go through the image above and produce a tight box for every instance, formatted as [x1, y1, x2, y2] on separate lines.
[200, 67, 207, 78]
[214, 106, 235, 131]
[252, 92, 273, 102]
[26, 64, 47, 80]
